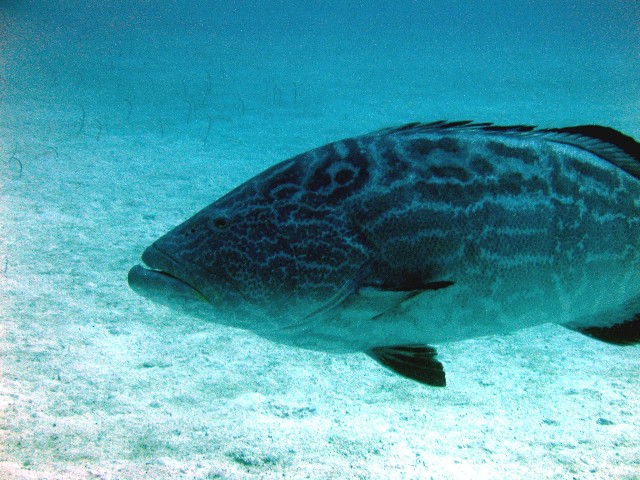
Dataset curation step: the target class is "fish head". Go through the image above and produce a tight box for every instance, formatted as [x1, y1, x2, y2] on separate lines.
[129, 147, 372, 327]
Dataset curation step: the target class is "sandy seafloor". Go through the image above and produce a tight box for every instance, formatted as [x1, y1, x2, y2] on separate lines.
[1, 1, 639, 479]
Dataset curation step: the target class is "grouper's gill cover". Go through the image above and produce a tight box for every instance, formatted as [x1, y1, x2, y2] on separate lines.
[129, 121, 640, 387]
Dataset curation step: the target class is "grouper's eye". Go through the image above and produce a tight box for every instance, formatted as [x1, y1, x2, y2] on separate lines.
[210, 216, 229, 230]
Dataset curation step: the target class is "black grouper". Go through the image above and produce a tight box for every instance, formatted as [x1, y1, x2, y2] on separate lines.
[129, 121, 640, 386]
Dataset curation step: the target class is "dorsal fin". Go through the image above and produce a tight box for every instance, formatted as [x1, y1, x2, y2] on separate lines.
[369, 120, 534, 137]
[539, 125, 640, 180]
[371, 121, 640, 180]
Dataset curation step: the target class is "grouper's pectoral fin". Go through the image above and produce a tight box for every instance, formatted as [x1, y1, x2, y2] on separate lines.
[367, 345, 446, 387]
[569, 315, 640, 345]
[293, 266, 454, 327]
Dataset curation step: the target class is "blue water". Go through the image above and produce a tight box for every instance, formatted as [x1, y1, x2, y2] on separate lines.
[1, 1, 638, 478]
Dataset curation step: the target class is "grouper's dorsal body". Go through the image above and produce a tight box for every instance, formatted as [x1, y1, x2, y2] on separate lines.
[129, 122, 640, 386]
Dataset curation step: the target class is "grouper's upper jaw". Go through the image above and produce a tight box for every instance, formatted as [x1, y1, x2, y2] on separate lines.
[128, 244, 212, 309]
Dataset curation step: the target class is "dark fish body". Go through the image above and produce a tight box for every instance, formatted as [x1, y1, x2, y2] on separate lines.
[129, 122, 640, 386]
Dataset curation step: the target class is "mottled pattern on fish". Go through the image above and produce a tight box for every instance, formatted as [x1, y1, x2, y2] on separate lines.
[130, 121, 640, 385]
[166, 123, 639, 308]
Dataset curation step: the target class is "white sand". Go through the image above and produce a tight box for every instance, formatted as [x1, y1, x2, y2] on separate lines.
[1, 2, 639, 479]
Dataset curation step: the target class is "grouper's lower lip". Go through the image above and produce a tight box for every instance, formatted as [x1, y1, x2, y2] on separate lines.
[128, 244, 208, 305]
[128, 264, 207, 303]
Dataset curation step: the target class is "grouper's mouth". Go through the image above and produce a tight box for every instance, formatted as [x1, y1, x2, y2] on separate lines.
[128, 244, 208, 306]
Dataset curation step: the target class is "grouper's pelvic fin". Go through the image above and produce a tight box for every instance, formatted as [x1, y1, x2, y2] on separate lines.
[367, 345, 446, 387]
